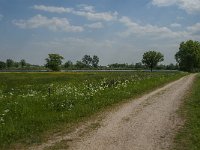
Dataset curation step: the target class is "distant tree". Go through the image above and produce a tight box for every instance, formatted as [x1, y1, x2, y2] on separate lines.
[14, 62, 20, 68]
[128, 63, 135, 69]
[75, 61, 86, 69]
[166, 63, 178, 70]
[92, 55, 99, 68]
[108, 63, 135, 69]
[155, 64, 166, 70]
[64, 61, 73, 68]
[20, 59, 26, 68]
[82, 55, 92, 67]
[175, 40, 200, 72]
[6, 59, 14, 68]
[25, 63, 31, 69]
[0, 61, 6, 70]
[135, 62, 143, 69]
[142, 50, 164, 72]
[45, 54, 64, 71]
[109, 63, 126, 69]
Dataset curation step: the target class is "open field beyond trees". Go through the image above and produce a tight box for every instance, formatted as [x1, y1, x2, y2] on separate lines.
[0, 71, 187, 148]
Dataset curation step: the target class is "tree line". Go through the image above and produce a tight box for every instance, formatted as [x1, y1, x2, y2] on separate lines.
[0, 59, 42, 70]
[0, 40, 200, 72]
[45, 54, 100, 71]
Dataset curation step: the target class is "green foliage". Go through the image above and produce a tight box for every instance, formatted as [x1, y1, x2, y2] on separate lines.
[64, 61, 73, 69]
[108, 63, 135, 69]
[135, 62, 143, 69]
[166, 63, 179, 70]
[0, 61, 6, 70]
[92, 55, 99, 68]
[142, 50, 164, 72]
[82, 55, 92, 67]
[45, 54, 64, 71]
[14, 62, 20, 68]
[81, 55, 99, 68]
[75, 61, 87, 69]
[174, 74, 200, 150]
[6, 59, 14, 68]
[175, 40, 200, 72]
[20, 59, 26, 68]
[0, 72, 186, 148]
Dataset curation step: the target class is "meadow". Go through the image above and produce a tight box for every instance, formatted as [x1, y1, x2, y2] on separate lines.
[0, 71, 186, 148]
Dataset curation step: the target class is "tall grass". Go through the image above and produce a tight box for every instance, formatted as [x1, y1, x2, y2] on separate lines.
[0, 71, 186, 148]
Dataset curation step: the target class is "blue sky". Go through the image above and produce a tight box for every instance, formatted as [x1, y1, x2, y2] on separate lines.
[0, 0, 200, 65]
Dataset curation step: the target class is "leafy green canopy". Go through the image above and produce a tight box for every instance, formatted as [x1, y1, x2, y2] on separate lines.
[45, 54, 64, 71]
[142, 50, 164, 72]
[175, 40, 200, 72]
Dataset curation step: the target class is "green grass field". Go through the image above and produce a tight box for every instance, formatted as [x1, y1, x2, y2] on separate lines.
[174, 74, 200, 150]
[0, 71, 186, 148]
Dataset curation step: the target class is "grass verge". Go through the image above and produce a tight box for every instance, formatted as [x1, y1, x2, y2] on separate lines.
[0, 72, 186, 149]
[174, 74, 200, 150]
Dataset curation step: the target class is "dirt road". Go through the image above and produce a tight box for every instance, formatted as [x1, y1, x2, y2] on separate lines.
[31, 74, 195, 150]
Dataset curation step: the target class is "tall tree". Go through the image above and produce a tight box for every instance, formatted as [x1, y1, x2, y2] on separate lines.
[6, 59, 14, 68]
[175, 40, 200, 72]
[0, 61, 6, 70]
[92, 55, 99, 68]
[142, 50, 164, 72]
[82, 55, 92, 67]
[45, 54, 64, 71]
[20, 59, 26, 68]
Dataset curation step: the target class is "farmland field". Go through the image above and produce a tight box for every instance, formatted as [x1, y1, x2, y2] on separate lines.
[0, 71, 186, 148]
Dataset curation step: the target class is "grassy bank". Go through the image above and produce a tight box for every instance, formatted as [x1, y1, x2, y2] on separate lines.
[0, 71, 186, 148]
[174, 74, 200, 150]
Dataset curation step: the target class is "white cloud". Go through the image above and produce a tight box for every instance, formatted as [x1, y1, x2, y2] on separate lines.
[86, 22, 104, 29]
[187, 23, 200, 34]
[77, 4, 95, 12]
[119, 16, 180, 38]
[33, 5, 73, 13]
[152, 0, 200, 13]
[152, 0, 177, 6]
[13, 14, 84, 32]
[170, 23, 181, 27]
[72, 10, 118, 21]
[33, 5, 118, 21]
[0, 14, 3, 21]
[118, 16, 200, 46]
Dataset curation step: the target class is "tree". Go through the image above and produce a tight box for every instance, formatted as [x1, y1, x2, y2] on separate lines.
[82, 55, 92, 67]
[175, 40, 200, 72]
[45, 54, 64, 71]
[6, 59, 14, 68]
[75, 61, 86, 69]
[0, 61, 6, 70]
[14, 62, 20, 68]
[142, 50, 164, 72]
[92, 55, 99, 68]
[64, 61, 73, 68]
[20, 59, 26, 68]
[135, 62, 143, 69]
[166, 63, 178, 70]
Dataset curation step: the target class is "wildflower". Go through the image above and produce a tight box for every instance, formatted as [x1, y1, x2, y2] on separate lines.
[4, 109, 9, 113]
